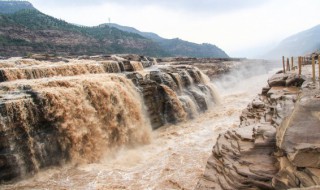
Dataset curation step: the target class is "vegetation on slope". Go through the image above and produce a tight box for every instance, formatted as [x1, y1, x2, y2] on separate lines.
[0, 1, 228, 58]
[0, 0, 35, 14]
[107, 23, 229, 58]
[0, 8, 168, 57]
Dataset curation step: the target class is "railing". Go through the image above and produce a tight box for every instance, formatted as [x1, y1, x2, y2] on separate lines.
[282, 55, 320, 82]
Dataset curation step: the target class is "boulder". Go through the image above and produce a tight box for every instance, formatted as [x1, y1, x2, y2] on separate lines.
[268, 73, 305, 87]
[268, 73, 288, 87]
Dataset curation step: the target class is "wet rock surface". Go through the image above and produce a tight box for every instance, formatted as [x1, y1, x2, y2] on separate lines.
[196, 70, 320, 190]
[157, 57, 236, 79]
[127, 65, 217, 129]
[0, 55, 242, 82]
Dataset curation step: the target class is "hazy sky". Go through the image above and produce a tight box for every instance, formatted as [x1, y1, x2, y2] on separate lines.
[28, 0, 320, 57]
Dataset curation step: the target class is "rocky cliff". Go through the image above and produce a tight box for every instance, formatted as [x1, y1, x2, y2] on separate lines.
[273, 80, 320, 189]
[196, 69, 320, 189]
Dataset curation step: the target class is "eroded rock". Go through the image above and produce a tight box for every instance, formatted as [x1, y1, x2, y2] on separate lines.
[268, 73, 305, 87]
[196, 71, 319, 190]
[273, 81, 320, 189]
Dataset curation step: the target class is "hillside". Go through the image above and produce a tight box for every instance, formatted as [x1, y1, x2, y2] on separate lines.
[266, 24, 320, 58]
[0, 2, 168, 57]
[107, 23, 229, 58]
[0, 0, 35, 14]
[0, 1, 228, 58]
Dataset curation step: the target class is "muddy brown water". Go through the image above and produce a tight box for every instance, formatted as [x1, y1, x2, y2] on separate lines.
[2, 64, 280, 190]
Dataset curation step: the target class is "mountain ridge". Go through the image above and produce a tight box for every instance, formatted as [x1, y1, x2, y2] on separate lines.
[266, 24, 320, 58]
[106, 23, 229, 58]
[0, 8, 169, 57]
[0, 1, 228, 58]
[0, 0, 35, 14]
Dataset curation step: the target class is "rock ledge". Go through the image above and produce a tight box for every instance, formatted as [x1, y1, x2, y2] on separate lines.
[196, 71, 320, 190]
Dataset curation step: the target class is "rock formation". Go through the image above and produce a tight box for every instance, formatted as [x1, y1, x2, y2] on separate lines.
[157, 57, 235, 79]
[273, 81, 320, 189]
[196, 70, 320, 190]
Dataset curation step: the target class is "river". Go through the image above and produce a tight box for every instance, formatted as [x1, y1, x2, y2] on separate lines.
[2, 60, 280, 190]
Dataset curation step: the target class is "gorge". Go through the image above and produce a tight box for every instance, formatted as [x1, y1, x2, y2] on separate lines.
[0, 1, 320, 190]
[1, 53, 319, 190]
[0, 54, 283, 189]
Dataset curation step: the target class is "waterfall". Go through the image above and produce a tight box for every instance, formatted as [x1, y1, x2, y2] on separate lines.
[179, 95, 199, 118]
[130, 61, 144, 71]
[0, 74, 151, 181]
[160, 84, 187, 123]
[99, 61, 121, 73]
[0, 56, 221, 182]
[129, 65, 220, 129]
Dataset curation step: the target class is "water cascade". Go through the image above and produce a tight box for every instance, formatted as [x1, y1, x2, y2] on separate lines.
[0, 74, 151, 181]
[128, 65, 219, 129]
[0, 55, 220, 182]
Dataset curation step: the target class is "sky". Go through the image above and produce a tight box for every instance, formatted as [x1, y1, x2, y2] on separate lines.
[28, 0, 320, 58]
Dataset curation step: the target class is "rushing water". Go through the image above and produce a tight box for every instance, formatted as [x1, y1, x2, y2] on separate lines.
[2, 61, 280, 190]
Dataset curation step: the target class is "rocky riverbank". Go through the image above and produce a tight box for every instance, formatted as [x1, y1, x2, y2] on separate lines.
[196, 67, 320, 190]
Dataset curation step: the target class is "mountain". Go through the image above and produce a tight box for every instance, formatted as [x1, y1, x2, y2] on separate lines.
[106, 23, 229, 58]
[0, 1, 228, 58]
[0, 0, 35, 14]
[106, 23, 163, 41]
[266, 25, 320, 58]
[0, 1, 169, 57]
